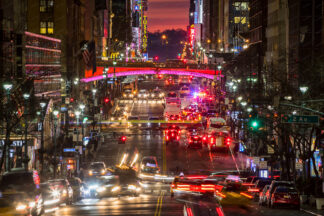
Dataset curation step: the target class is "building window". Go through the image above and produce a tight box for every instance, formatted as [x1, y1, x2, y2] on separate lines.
[40, 0, 46, 12]
[40, 0, 54, 12]
[234, 2, 248, 11]
[234, 17, 247, 24]
[47, 22, 54, 34]
[40, 22, 47, 34]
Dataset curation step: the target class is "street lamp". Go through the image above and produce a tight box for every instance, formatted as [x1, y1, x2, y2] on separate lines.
[241, 101, 247, 106]
[79, 104, 85, 111]
[247, 107, 252, 112]
[299, 86, 308, 94]
[217, 65, 222, 70]
[23, 93, 30, 170]
[3, 83, 13, 91]
[237, 96, 243, 101]
[39, 100, 47, 177]
[52, 109, 59, 178]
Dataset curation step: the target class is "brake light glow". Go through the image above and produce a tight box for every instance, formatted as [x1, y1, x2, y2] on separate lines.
[202, 136, 207, 141]
[186, 175, 208, 179]
[177, 184, 190, 190]
[216, 207, 224, 216]
[215, 191, 226, 198]
[248, 188, 260, 192]
[242, 183, 254, 186]
[176, 136, 180, 140]
[166, 136, 169, 141]
[186, 207, 193, 216]
[240, 192, 253, 199]
[201, 184, 215, 191]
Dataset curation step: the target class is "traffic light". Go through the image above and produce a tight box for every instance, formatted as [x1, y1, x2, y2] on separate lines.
[225, 137, 232, 146]
[154, 56, 159, 61]
[70, 97, 74, 103]
[104, 97, 109, 104]
[248, 118, 262, 131]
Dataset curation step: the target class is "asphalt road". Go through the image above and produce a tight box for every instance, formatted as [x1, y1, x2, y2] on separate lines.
[49, 78, 317, 216]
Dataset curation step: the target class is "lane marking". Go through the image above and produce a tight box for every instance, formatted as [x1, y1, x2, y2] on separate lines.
[154, 192, 164, 216]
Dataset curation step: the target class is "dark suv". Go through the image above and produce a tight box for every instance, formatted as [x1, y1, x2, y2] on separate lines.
[0, 168, 43, 216]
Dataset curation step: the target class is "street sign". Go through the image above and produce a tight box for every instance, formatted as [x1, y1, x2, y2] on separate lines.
[267, 145, 274, 154]
[63, 148, 75, 152]
[295, 162, 303, 170]
[281, 115, 319, 124]
[259, 161, 267, 169]
[253, 157, 260, 165]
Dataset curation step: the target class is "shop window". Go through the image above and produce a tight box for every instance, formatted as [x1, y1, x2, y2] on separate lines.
[40, 0, 46, 12]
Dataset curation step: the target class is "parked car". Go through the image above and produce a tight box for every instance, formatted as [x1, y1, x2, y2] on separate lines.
[88, 162, 107, 176]
[47, 179, 73, 205]
[0, 168, 43, 216]
[68, 177, 83, 201]
[249, 178, 273, 200]
[259, 185, 270, 206]
[270, 186, 300, 209]
[266, 180, 295, 207]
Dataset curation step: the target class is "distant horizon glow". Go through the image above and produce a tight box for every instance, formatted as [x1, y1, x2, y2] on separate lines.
[147, 0, 189, 32]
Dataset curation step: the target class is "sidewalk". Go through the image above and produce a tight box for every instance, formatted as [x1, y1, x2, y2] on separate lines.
[301, 205, 324, 216]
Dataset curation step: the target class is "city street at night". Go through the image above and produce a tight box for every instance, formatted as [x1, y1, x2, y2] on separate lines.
[1, 0, 324, 216]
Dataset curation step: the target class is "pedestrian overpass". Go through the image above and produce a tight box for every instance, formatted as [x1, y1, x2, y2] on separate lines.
[81, 66, 222, 83]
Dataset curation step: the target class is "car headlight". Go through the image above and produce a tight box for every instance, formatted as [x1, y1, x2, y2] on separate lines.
[62, 189, 67, 196]
[123, 94, 126, 97]
[52, 189, 60, 197]
[111, 186, 121, 192]
[89, 185, 99, 190]
[28, 201, 36, 208]
[111, 117, 115, 121]
[96, 186, 106, 193]
[16, 203, 27, 211]
[101, 169, 106, 175]
[128, 185, 137, 190]
[89, 170, 93, 176]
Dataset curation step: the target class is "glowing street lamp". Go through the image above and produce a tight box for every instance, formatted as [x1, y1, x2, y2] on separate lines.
[3, 83, 13, 91]
[237, 96, 243, 101]
[299, 86, 308, 94]
[241, 101, 247, 106]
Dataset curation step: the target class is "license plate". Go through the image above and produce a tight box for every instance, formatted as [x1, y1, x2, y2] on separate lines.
[284, 195, 290, 199]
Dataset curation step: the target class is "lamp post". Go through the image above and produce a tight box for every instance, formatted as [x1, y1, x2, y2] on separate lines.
[3, 82, 13, 171]
[75, 110, 81, 173]
[39, 101, 46, 177]
[23, 93, 30, 170]
[52, 109, 59, 178]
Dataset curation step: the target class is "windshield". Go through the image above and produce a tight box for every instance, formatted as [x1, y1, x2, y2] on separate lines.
[90, 163, 104, 170]
[167, 93, 177, 97]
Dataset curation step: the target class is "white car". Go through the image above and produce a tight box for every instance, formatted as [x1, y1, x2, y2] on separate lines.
[138, 89, 149, 98]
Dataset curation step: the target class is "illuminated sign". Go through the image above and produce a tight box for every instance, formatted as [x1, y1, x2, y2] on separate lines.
[189, 25, 195, 48]
[142, 16, 148, 53]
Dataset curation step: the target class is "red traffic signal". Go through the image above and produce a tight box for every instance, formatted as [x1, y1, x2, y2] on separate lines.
[121, 136, 126, 141]
[154, 56, 159, 61]
[225, 137, 232, 145]
[70, 97, 74, 103]
[104, 97, 110, 103]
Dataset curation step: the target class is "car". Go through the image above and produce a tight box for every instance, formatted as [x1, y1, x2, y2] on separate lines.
[148, 116, 161, 129]
[88, 162, 107, 176]
[249, 178, 273, 200]
[139, 156, 160, 179]
[110, 167, 141, 197]
[67, 177, 83, 201]
[40, 182, 61, 211]
[165, 77, 174, 85]
[122, 89, 134, 98]
[187, 130, 203, 149]
[259, 185, 270, 206]
[47, 179, 73, 205]
[0, 192, 41, 216]
[180, 85, 190, 95]
[0, 169, 43, 216]
[266, 180, 295, 207]
[165, 125, 181, 145]
[138, 89, 149, 98]
[270, 186, 300, 209]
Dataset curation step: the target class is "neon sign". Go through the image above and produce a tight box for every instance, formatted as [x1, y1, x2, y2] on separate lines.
[189, 25, 195, 48]
[142, 16, 148, 53]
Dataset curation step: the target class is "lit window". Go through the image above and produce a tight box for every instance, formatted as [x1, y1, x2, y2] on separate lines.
[40, 22, 47, 34]
[234, 2, 248, 10]
[47, 22, 54, 34]
[234, 17, 247, 24]
[48, 0, 54, 7]
[40, 0, 46, 12]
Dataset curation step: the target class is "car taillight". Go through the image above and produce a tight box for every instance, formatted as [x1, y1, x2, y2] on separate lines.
[216, 207, 224, 216]
[189, 139, 193, 143]
[202, 136, 207, 141]
[194, 136, 198, 139]
[248, 188, 260, 192]
[176, 136, 180, 140]
[171, 133, 174, 137]
[165, 130, 168, 133]
[166, 136, 169, 140]
[210, 137, 214, 144]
